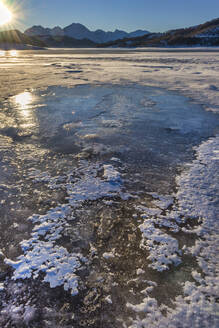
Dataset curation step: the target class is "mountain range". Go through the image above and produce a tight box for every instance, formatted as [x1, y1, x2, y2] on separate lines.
[99, 18, 219, 47]
[0, 18, 218, 49]
[24, 23, 150, 43]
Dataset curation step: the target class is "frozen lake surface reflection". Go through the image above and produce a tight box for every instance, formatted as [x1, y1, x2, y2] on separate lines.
[0, 83, 218, 327]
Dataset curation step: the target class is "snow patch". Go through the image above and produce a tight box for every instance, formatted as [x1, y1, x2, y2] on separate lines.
[5, 205, 83, 296]
[103, 252, 115, 260]
[66, 163, 123, 207]
[6, 162, 126, 295]
[128, 136, 219, 326]
[139, 219, 181, 271]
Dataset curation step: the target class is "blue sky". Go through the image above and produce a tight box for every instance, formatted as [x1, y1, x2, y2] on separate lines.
[6, 0, 219, 32]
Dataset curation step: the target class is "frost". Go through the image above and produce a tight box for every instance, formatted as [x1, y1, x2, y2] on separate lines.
[136, 268, 145, 275]
[103, 252, 115, 259]
[66, 163, 123, 207]
[128, 136, 219, 326]
[149, 193, 174, 209]
[5, 205, 83, 295]
[127, 282, 219, 328]
[23, 306, 36, 325]
[135, 205, 162, 217]
[5, 162, 125, 295]
[103, 164, 122, 183]
[139, 219, 181, 271]
[105, 295, 113, 304]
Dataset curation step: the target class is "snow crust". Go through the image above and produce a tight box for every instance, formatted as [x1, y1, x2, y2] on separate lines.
[1, 49, 219, 327]
[5, 162, 124, 295]
[139, 218, 182, 271]
[66, 163, 123, 207]
[5, 205, 83, 295]
[127, 136, 219, 327]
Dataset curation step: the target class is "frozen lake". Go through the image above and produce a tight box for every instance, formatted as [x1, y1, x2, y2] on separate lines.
[0, 49, 218, 328]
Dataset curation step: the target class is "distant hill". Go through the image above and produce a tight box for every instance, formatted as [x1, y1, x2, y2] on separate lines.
[0, 29, 96, 49]
[2, 19, 218, 50]
[24, 23, 150, 44]
[0, 29, 46, 48]
[42, 35, 96, 48]
[98, 18, 219, 48]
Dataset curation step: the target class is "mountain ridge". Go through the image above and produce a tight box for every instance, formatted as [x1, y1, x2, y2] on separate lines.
[98, 18, 219, 47]
[1, 18, 219, 49]
[24, 23, 150, 43]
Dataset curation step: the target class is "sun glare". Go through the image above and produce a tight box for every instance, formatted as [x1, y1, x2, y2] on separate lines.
[0, 1, 12, 26]
[14, 92, 33, 111]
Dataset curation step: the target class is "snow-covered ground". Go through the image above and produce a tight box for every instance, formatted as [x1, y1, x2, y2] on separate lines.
[0, 48, 218, 327]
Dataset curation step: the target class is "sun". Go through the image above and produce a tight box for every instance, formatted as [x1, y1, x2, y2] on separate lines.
[0, 1, 12, 26]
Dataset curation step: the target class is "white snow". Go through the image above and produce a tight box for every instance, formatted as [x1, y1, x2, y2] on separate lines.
[127, 135, 219, 327]
[1, 48, 219, 326]
[65, 162, 124, 207]
[105, 295, 113, 304]
[103, 164, 122, 183]
[149, 193, 174, 209]
[23, 306, 37, 325]
[136, 269, 145, 275]
[5, 205, 83, 296]
[139, 218, 182, 271]
[5, 162, 126, 295]
[103, 252, 115, 259]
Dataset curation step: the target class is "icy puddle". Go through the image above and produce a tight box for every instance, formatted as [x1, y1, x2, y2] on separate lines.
[0, 84, 218, 327]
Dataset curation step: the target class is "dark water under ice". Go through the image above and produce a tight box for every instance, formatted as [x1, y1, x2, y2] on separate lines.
[1, 84, 218, 188]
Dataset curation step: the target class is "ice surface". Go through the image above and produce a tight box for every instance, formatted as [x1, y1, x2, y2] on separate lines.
[5, 205, 83, 295]
[103, 251, 115, 259]
[5, 161, 126, 296]
[0, 49, 219, 327]
[139, 218, 181, 271]
[127, 135, 219, 327]
[66, 163, 123, 207]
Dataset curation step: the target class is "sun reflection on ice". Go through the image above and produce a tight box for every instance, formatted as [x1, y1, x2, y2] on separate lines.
[9, 50, 18, 57]
[13, 91, 37, 131]
[14, 91, 33, 112]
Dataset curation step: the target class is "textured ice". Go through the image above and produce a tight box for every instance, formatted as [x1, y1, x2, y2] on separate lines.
[136, 269, 145, 275]
[149, 193, 174, 210]
[5, 205, 83, 295]
[28, 168, 65, 189]
[127, 280, 219, 328]
[127, 136, 219, 326]
[23, 306, 37, 325]
[103, 164, 122, 183]
[136, 137, 219, 274]
[5, 162, 125, 295]
[105, 295, 113, 304]
[176, 136, 219, 223]
[0, 301, 37, 326]
[135, 205, 162, 217]
[6, 243, 81, 295]
[135, 203, 181, 271]
[66, 162, 123, 207]
[103, 252, 115, 259]
[1, 49, 219, 327]
[139, 218, 181, 271]
[175, 136, 219, 288]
